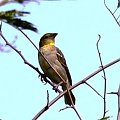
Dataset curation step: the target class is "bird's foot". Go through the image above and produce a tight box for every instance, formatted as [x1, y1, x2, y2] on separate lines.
[53, 81, 63, 92]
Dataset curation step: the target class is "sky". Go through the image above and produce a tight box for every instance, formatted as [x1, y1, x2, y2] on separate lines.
[0, 0, 120, 120]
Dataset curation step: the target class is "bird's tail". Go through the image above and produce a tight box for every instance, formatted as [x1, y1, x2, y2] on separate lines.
[62, 85, 75, 106]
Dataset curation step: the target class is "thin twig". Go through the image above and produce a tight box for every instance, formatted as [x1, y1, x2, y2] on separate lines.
[117, 14, 120, 20]
[104, 0, 120, 27]
[59, 106, 71, 111]
[17, 28, 39, 51]
[96, 34, 107, 117]
[107, 84, 120, 120]
[47, 90, 49, 106]
[85, 82, 104, 99]
[113, 8, 118, 14]
[72, 107, 82, 120]
[117, 84, 120, 120]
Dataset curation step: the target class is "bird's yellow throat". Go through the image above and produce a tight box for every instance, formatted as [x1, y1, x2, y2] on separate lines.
[42, 41, 55, 51]
[49, 42, 55, 46]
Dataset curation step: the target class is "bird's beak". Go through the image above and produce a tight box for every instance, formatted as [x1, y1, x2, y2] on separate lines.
[52, 33, 58, 38]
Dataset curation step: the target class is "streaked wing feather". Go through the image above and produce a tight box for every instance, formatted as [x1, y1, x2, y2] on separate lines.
[56, 47, 72, 85]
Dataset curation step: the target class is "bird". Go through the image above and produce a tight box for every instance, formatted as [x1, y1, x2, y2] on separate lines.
[38, 33, 75, 106]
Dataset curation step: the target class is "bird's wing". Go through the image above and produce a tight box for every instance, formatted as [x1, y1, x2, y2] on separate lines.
[56, 47, 72, 86]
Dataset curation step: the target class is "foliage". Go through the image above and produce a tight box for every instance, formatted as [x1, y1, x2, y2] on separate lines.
[0, 9, 38, 32]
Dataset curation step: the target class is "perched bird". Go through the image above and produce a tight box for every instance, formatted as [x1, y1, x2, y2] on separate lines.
[38, 33, 75, 105]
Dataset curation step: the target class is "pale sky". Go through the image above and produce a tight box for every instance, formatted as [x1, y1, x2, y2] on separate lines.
[0, 1, 120, 120]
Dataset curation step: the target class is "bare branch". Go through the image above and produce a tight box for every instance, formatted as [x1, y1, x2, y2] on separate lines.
[96, 34, 107, 117]
[107, 84, 120, 120]
[33, 57, 120, 119]
[59, 106, 72, 111]
[117, 84, 120, 120]
[104, 0, 120, 27]
[47, 90, 49, 106]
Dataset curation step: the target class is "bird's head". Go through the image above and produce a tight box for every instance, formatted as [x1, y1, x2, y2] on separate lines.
[39, 33, 58, 47]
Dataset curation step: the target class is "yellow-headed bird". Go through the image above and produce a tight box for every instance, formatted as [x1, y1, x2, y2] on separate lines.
[38, 33, 75, 106]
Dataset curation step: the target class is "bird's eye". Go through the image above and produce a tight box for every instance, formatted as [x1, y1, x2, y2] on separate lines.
[44, 36, 48, 39]
[45, 34, 51, 38]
